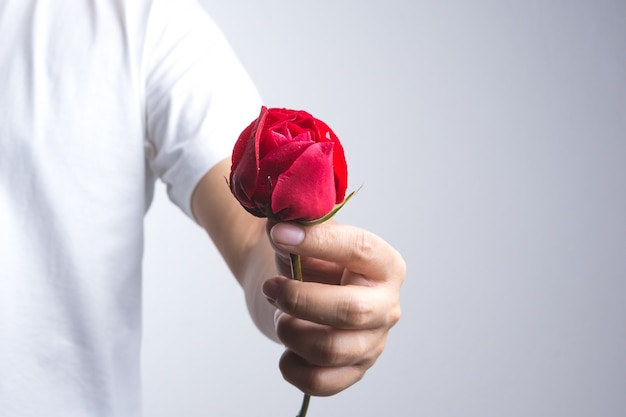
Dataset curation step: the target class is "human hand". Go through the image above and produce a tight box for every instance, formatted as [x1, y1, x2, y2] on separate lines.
[262, 221, 405, 396]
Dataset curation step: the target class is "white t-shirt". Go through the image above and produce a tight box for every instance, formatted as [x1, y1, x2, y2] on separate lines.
[0, 0, 262, 415]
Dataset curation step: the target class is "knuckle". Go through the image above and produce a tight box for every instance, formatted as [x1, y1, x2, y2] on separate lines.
[312, 331, 366, 366]
[314, 225, 375, 264]
[394, 254, 407, 283]
[362, 340, 386, 368]
[337, 295, 373, 328]
[373, 337, 386, 360]
[314, 335, 342, 365]
[388, 303, 402, 327]
[278, 281, 306, 316]
[350, 229, 375, 264]
[350, 333, 372, 363]
[305, 223, 335, 255]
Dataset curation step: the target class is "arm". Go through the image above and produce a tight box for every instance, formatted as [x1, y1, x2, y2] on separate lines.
[192, 158, 406, 396]
[191, 158, 279, 341]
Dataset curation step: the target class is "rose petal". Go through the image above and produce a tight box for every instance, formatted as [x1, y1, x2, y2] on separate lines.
[270, 142, 336, 221]
[230, 106, 270, 205]
[251, 141, 314, 216]
[230, 125, 259, 205]
[313, 118, 348, 203]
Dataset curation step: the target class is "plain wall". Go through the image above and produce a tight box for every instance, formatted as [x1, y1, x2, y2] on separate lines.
[141, 1, 626, 416]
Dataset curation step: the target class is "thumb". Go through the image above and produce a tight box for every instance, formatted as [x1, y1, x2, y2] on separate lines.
[270, 222, 405, 287]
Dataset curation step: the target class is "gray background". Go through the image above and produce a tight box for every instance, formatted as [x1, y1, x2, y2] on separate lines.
[141, 1, 626, 416]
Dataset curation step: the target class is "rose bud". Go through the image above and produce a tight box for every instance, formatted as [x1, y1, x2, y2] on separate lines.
[229, 106, 348, 222]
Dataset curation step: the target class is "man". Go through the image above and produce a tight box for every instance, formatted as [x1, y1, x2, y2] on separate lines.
[0, 0, 405, 415]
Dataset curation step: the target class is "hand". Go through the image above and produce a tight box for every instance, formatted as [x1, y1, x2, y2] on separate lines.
[262, 221, 405, 396]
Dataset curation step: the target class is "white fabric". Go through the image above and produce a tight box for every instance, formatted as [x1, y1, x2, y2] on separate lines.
[0, 0, 261, 415]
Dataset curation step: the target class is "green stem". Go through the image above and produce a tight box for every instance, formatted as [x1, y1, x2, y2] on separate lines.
[289, 252, 310, 417]
[296, 392, 311, 417]
[289, 253, 303, 282]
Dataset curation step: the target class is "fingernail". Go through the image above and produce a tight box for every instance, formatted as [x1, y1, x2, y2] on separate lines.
[271, 223, 305, 246]
[262, 278, 280, 302]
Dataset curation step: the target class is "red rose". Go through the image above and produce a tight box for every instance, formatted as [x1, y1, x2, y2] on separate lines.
[229, 106, 348, 222]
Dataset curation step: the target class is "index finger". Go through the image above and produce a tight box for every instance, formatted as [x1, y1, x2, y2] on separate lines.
[263, 276, 399, 330]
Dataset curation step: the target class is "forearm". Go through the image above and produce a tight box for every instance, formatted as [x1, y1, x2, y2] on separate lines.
[191, 159, 279, 341]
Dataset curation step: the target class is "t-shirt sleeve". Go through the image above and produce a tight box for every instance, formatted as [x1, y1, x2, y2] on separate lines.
[143, 0, 262, 219]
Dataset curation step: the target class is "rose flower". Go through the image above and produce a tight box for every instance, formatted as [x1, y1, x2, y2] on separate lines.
[229, 106, 348, 222]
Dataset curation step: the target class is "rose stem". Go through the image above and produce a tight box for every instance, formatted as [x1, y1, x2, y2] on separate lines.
[296, 391, 311, 417]
[289, 253, 303, 282]
[289, 252, 310, 417]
